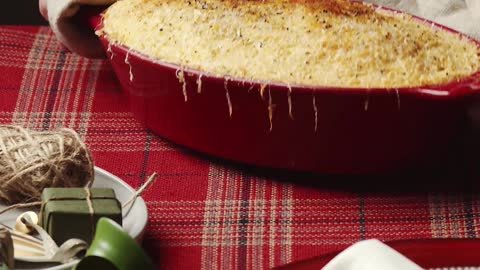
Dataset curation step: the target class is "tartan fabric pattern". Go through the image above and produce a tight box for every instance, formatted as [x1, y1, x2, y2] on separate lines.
[1, 26, 480, 269]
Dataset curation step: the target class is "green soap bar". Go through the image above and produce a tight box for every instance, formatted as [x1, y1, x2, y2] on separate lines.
[41, 188, 122, 245]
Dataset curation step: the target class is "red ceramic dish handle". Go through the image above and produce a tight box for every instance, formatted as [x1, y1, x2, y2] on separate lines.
[82, 7, 105, 32]
[275, 239, 480, 270]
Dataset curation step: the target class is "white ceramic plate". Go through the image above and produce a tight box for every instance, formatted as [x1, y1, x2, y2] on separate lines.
[0, 167, 148, 270]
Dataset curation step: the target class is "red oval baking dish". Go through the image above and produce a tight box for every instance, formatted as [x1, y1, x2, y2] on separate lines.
[86, 7, 480, 175]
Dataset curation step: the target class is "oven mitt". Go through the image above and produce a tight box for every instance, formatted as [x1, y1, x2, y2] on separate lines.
[45, 0, 117, 58]
[363, 0, 480, 40]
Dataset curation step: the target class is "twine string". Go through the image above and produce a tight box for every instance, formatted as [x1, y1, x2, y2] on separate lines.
[122, 173, 158, 217]
[84, 187, 95, 238]
[0, 202, 42, 216]
[0, 126, 94, 204]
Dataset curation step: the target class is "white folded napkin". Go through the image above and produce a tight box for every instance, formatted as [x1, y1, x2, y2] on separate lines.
[322, 239, 423, 270]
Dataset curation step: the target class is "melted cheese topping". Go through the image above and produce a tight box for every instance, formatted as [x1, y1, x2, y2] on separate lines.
[101, 0, 480, 88]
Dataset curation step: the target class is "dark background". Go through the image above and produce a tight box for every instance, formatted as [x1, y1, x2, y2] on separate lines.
[1, 1, 48, 25]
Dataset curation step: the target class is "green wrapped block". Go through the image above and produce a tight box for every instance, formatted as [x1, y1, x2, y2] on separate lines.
[40, 188, 122, 245]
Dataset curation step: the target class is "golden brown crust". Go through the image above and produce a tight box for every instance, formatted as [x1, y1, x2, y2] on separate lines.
[101, 0, 480, 88]
[315, 0, 373, 16]
[211, 0, 374, 16]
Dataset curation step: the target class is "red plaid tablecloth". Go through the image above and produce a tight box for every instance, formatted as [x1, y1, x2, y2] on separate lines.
[1, 26, 480, 269]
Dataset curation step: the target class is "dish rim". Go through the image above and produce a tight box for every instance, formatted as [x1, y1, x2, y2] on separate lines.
[88, 4, 480, 100]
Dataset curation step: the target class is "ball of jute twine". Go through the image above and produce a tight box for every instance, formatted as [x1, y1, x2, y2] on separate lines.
[0, 126, 94, 205]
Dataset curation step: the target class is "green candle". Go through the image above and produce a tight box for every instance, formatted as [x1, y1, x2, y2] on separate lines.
[75, 218, 154, 270]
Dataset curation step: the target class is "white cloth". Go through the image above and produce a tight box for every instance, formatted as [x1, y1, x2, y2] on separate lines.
[322, 239, 423, 270]
[46, 0, 480, 58]
[363, 0, 480, 40]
